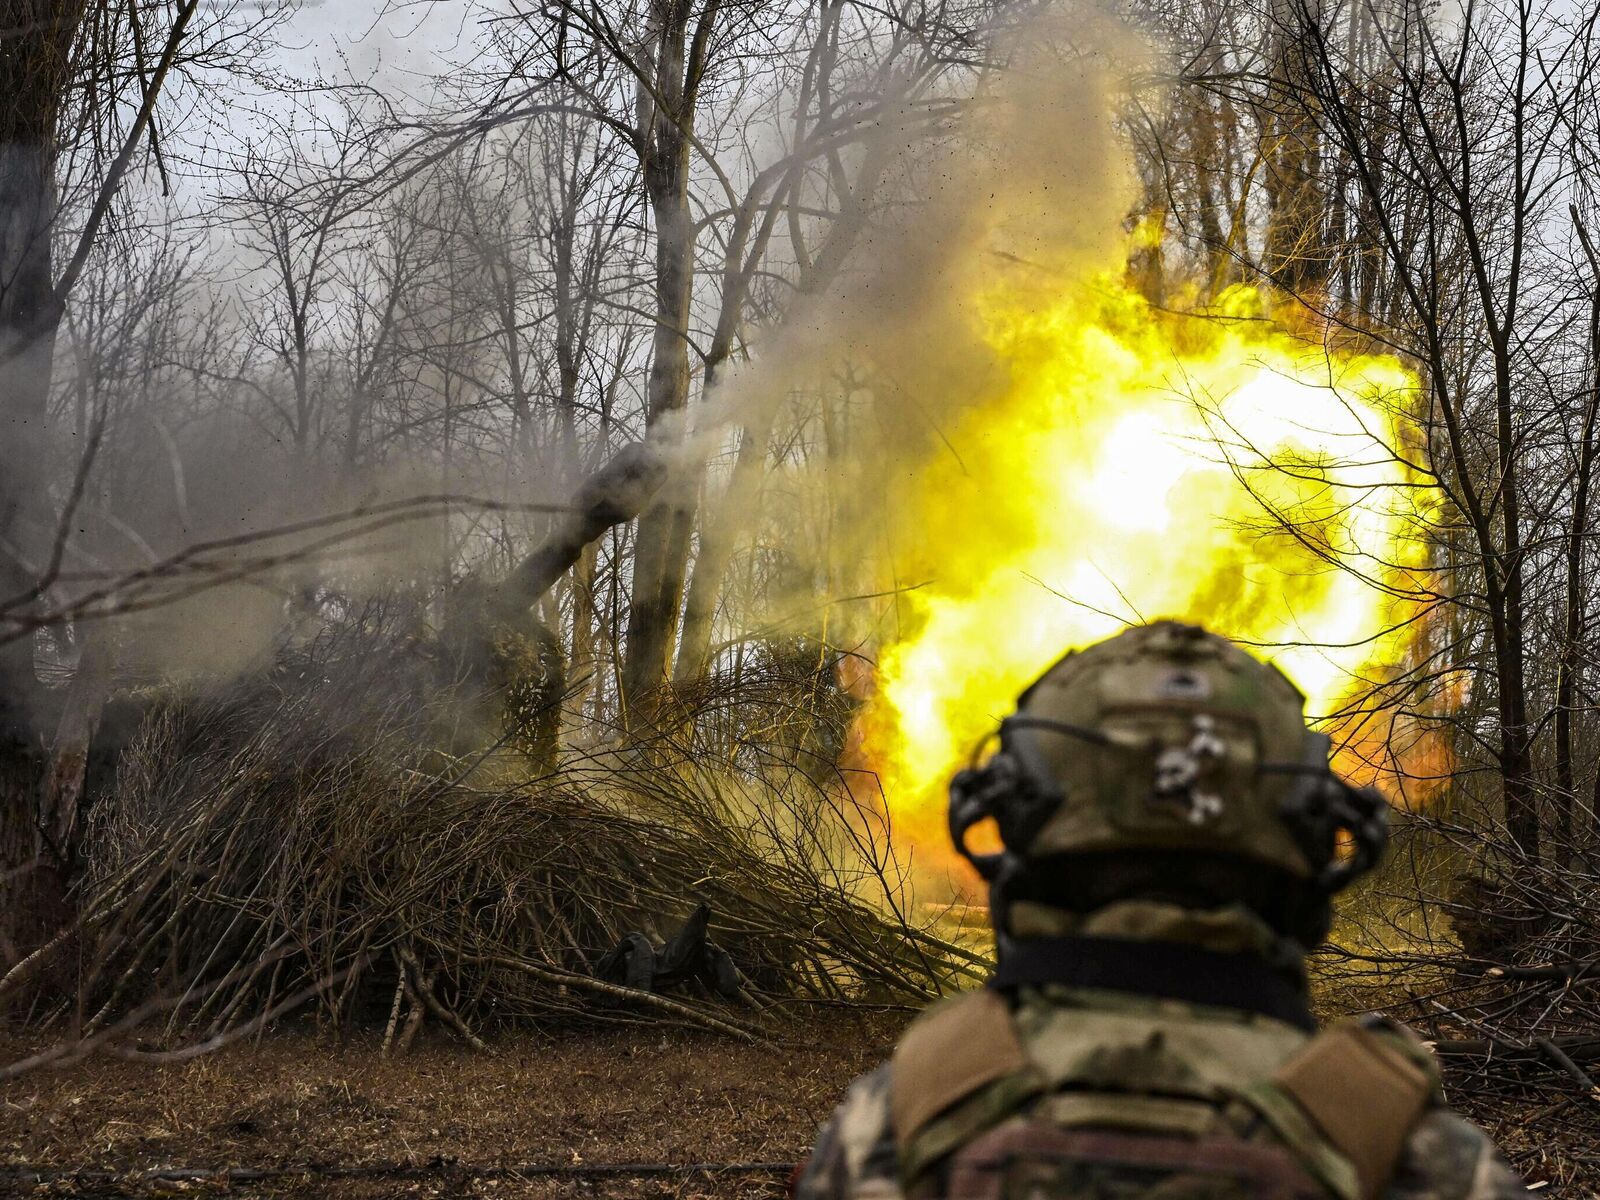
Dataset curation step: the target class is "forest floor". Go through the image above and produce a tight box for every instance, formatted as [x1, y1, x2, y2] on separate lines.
[0, 1000, 1579, 1198]
[0, 1010, 907, 1198]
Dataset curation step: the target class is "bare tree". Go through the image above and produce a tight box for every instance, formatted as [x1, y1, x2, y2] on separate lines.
[1156, 0, 1600, 859]
[0, 0, 283, 955]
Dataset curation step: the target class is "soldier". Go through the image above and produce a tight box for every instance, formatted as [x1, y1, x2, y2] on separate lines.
[796, 621, 1523, 1200]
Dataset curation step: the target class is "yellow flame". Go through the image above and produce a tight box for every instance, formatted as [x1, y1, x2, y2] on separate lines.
[859, 274, 1437, 848]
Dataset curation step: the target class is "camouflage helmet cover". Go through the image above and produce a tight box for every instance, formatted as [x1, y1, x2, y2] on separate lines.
[993, 620, 1320, 878]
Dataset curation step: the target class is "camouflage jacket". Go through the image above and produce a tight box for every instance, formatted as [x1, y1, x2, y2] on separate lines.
[795, 986, 1525, 1200]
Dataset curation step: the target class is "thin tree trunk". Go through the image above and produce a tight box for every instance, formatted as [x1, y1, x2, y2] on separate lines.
[1263, 0, 1327, 293]
[674, 413, 768, 682]
[1558, 217, 1600, 845]
[564, 540, 600, 735]
[1490, 324, 1537, 857]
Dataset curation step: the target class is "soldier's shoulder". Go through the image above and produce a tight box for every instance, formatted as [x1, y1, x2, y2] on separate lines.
[794, 1063, 902, 1200]
[1386, 1107, 1525, 1200]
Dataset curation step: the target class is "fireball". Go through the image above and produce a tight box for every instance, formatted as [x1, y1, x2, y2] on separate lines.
[857, 275, 1438, 850]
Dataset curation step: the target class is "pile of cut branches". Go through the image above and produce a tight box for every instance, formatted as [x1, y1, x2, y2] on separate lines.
[1319, 813, 1600, 1188]
[1, 619, 981, 1077]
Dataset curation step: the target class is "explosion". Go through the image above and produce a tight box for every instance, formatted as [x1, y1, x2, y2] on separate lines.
[856, 273, 1438, 852]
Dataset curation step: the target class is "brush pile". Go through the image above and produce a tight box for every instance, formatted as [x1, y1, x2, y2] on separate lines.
[2, 616, 980, 1069]
[1318, 814, 1600, 1187]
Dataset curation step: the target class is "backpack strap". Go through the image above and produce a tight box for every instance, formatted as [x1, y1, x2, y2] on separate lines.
[890, 989, 1029, 1145]
[890, 989, 1047, 1184]
[1244, 1017, 1439, 1200]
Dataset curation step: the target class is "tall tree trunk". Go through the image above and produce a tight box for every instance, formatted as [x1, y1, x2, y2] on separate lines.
[0, 0, 87, 962]
[1491, 336, 1537, 859]
[564, 539, 600, 735]
[620, 3, 698, 720]
[621, 186, 695, 715]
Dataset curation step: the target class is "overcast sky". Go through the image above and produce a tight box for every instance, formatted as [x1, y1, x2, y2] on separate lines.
[272, 1, 475, 98]
[152, 1, 491, 215]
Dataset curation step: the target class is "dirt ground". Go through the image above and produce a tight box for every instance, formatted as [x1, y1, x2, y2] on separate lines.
[0, 1005, 1581, 1198]
[0, 1010, 907, 1199]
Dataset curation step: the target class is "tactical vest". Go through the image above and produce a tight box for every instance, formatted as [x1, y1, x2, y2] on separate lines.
[889, 986, 1438, 1200]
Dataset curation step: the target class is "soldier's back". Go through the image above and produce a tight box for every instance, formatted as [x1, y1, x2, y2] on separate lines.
[796, 986, 1524, 1200]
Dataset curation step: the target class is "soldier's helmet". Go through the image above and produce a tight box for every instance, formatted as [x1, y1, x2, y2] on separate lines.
[948, 621, 1387, 941]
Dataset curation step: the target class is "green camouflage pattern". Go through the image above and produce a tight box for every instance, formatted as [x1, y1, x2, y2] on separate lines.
[794, 988, 1525, 1200]
[1009, 621, 1318, 876]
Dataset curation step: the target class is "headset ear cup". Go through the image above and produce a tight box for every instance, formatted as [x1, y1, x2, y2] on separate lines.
[994, 767, 1056, 852]
[949, 749, 1062, 883]
[1284, 773, 1388, 894]
[1319, 783, 1388, 893]
[948, 765, 1004, 881]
